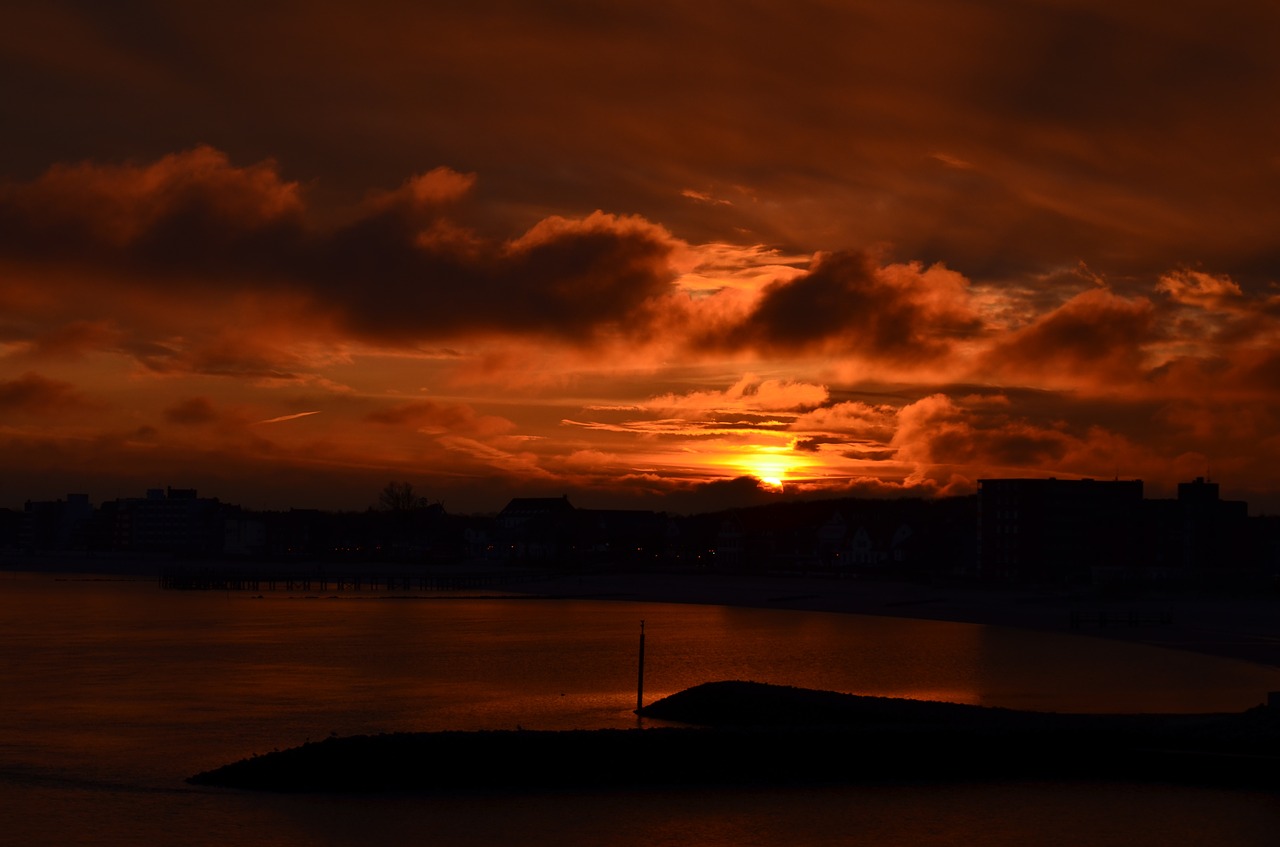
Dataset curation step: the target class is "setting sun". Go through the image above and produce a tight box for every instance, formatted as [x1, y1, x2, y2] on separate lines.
[728, 447, 815, 493]
[748, 461, 788, 490]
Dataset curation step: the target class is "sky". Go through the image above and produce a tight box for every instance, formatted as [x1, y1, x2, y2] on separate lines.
[4, 0, 1280, 514]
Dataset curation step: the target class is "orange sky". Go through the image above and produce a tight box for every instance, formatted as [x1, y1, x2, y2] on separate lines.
[4, 1, 1280, 513]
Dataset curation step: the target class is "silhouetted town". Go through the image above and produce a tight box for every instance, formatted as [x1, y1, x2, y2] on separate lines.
[4, 477, 1280, 586]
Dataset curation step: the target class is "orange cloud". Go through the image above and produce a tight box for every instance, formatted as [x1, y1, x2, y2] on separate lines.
[891, 394, 1074, 469]
[366, 167, 477, 213]
[672, 242, 809, 295]
[629, 374, 828, 415]
[1157, 269, 1244, 309]
[789, 401, 898, 445]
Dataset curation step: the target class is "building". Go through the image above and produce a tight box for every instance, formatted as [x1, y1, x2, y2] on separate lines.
[108, 487, 224, 555]
[21, 494, 93, 551]
[492, 496, 579, 562]
[977, 478, 1144, 582]
[1175, 477, 1249, 570]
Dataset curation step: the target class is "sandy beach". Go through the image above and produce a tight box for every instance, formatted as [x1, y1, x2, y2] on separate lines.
[500, 571, 1280, 670]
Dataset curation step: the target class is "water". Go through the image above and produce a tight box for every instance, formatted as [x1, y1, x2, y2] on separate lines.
[2, 571, 1279, 846]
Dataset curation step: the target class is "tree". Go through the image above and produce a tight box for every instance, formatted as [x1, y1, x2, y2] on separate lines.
[378, 481, 427, 512]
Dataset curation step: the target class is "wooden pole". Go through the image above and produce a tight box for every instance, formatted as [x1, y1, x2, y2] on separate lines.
[636, 620, 646, 714]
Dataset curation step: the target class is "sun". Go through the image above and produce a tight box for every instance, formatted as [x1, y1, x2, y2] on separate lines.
[702, 441, 813, 493]
[743, 456, 796, 492]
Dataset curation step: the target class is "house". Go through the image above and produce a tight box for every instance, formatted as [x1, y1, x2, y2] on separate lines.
[494, 496, 578, 563]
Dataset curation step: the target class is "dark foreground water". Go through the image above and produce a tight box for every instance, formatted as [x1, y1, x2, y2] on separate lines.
[2, 571, 1279, 846]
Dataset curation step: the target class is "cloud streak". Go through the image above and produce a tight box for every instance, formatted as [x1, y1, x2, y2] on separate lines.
[256, 411, 321, 425]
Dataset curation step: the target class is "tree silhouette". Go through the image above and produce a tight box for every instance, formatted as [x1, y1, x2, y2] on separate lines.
[377, 481, 427, 512]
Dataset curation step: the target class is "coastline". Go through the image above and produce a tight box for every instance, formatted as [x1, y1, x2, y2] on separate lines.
[493, 571, 1280, 670]
[6, 556, 1280, 668]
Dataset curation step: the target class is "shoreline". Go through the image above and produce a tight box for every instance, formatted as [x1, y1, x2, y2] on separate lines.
[494, 571, 1280, 670]
[7, 559, 1280, 668]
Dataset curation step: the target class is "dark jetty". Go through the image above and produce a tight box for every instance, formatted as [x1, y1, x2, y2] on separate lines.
[189, 681, 1280, 791]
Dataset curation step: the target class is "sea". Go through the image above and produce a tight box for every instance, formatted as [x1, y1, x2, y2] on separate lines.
[2, 569, 1279, 846]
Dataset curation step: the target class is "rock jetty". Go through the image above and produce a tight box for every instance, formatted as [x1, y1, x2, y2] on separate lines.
[189, 681, 1280, 792]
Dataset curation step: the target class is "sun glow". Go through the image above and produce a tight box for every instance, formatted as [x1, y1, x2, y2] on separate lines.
[732, 448, 811, 492]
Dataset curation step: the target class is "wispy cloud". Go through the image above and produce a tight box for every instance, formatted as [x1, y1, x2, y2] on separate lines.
[255, 411, 321, 425]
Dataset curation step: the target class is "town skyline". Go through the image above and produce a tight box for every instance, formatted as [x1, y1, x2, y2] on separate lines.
[11, 475, 1276, 588]
[5, 468, 1279, 519]
[6, 3, 1280, 516]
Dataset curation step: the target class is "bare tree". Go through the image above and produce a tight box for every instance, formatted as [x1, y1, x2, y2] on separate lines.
[378, 481, 427, 512]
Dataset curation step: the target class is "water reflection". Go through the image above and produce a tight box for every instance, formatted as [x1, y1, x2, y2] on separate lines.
[969, 623, 1277, 712]
[3, 573, 1280, 847]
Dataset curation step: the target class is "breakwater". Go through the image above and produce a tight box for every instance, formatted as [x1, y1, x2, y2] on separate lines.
[189, 681, 1280, 792]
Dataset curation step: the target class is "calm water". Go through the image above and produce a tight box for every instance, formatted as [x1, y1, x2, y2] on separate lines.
[2, 571, 1279, 846]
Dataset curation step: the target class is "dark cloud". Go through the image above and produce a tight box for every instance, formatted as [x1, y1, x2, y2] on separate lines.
[0, 146, 305, 272]
[163, 396, 219, 425]
[0, 371, 92, 413]
[791, 436, 895, 462]
[704, 251, 981, 360]
[980, 289, 1156, 382]
[892, 394, 1076, 470]
[0, 151, 679, 346]
[139, 344, 313, 382]
[314, 210, 677, 343]
[660, 475, 778, 514]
